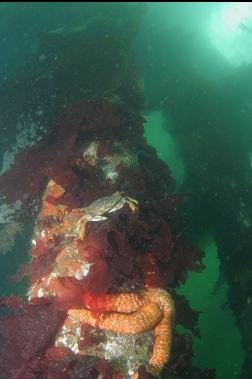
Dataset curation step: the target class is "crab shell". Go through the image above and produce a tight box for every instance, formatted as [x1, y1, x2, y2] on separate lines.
[76, 192, 138, 239]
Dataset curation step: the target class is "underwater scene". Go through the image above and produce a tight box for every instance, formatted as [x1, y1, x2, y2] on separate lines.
[0, 2, 252, 378]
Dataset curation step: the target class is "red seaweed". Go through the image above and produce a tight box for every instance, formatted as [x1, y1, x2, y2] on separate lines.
[0, 299, 66, 379]
[0, 100, 211, 378]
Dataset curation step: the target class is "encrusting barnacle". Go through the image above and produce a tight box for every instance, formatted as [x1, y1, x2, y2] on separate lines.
[0, 221, 22, 256]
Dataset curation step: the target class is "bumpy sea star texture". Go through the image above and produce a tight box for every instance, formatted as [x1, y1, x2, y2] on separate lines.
[69, 302, 163, 335]
[0, 101, 215, 379]
[68, 288, 175, 376]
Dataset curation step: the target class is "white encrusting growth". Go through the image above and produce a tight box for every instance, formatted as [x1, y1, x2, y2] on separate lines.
[0, 111, 46, 175]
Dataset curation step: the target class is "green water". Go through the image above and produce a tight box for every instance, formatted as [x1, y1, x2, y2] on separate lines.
[144, 111, 244, 379]
[181, 238, 243, 379]
[144, 110, 185, 190]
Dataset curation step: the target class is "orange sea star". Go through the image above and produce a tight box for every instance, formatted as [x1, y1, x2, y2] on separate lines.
[68, 288, 175, 376]
[82, 291, 146, 313]
[68, 302, 162, 334]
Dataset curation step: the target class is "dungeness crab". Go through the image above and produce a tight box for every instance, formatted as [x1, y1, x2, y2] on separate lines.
[75, 192, 138, 239]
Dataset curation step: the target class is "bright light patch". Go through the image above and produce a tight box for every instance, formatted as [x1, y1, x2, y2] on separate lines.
[220, 3, 251, 32]
[209, 2, 252, 66]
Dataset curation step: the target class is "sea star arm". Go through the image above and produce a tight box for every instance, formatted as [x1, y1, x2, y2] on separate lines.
[68, 302, 163, 335]
[82, 291, 146, 313]
[148, 307, 173, 376]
